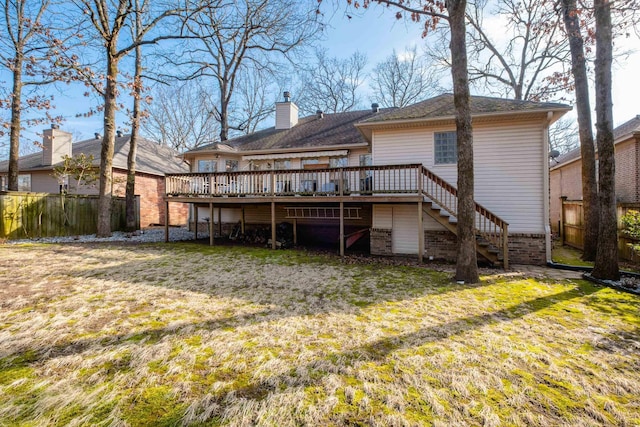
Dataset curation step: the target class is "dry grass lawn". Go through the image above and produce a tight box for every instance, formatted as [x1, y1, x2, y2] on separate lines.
[0, 242, 639, 426]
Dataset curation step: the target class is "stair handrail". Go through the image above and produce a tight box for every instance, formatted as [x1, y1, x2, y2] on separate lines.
[419, 165, 509, 256]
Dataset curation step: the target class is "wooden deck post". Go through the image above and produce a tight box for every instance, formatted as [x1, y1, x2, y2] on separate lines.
[502, 223, 509, 270]
[339, 202, 345, 256]
[218, 207, 222, 237]
[293, 218, 297, 245]
[560, 196, 567, 245]
[194, 204, 198, 240]
[209, 203, 214, 246]
[241, 207, 245, 234]
[418, 200, 424, 262]
[164, 201, 169, 242]
[271, 202, 276, 249]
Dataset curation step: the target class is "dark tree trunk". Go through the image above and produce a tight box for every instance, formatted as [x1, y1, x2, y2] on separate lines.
[8, 56, 23, 191]
[126, 42, 142, 231]
[560, 0, 599, 261]
[449, 0, 479, 284]
[591, 0, 619, 280]
[96, 48, 119, 237]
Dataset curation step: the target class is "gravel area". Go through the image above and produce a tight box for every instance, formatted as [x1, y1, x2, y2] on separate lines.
[5, 227, 204, 244]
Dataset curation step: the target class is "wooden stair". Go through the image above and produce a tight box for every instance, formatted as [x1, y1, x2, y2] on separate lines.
[419, 166, 509, 268]
[422, 200, 502, 266]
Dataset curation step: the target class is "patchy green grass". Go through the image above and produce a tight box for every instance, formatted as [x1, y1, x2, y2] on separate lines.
[552, 243, 594, 267]
[0, 242, 639, 426]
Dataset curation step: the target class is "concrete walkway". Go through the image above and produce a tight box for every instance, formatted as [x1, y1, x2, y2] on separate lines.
[510, 264, 585, 280]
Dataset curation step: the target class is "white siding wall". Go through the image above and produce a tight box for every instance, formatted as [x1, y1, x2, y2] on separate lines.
[372, 120, 545, 233]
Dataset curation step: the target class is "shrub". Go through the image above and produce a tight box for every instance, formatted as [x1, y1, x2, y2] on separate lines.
[620, 210, 640, 255]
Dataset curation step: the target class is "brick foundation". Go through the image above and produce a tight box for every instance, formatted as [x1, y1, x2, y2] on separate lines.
[508, 233, 546, 265]
[371, 228, 392, 255]
[424, 230, 457, 261]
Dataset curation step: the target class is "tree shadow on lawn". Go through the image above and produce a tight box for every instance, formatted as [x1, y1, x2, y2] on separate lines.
[62, 242, 499, 310]
[1, 279, 601, 382]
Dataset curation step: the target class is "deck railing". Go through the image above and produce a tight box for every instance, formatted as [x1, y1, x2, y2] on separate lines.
[419, 165, 509, 266]
[165, 164, 423, 197]
[166, 164, 508, 264]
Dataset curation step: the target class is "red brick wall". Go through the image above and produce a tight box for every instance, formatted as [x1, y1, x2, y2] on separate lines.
[550, 160, 582, 233]
[112, 170, 187, 227]
[615, 138, 640, 203]
[550, 136, 640, 234]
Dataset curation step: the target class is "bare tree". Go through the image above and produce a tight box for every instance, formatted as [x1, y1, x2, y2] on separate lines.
[426, 0, 571, 101]
[319, 0, 479, 282]
[125, 0, 145, 231]
[169, 0, 320, 141]
[143, 81, 220, 151]
[370, 46, 441, 108]
[0, 0, 70, 190]
[549, 117, 579, 155]
[591, 0, 619, 280]
[70, 0, 184, 236]
[295, 49, 367, 115]
[560, 0, 599, 261]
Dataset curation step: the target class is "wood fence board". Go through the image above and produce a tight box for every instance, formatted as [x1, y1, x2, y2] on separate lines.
[0, 192, 139, 239]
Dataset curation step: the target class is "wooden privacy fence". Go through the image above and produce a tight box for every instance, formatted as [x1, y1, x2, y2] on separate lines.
[0, 192, 139, 239]
[560, 199, 640, 262]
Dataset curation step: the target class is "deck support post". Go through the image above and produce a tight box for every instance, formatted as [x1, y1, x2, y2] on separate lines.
[418, 200, 424, 262]
[271, 202, 276, 249]
[339, 201, 345, 256]
[502, 224, 509, 270]
[218, 207, 222, 237]
[293, 218, 297, 245]
[194, 204, 198, 240]
[241, 207, 245, 234]
[209, 203, 214, 246]
[164, 201, 169, 242]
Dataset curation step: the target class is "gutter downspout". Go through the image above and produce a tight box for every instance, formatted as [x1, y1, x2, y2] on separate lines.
[544, 111, 554, 263]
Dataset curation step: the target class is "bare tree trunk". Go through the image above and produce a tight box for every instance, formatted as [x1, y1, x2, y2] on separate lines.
[126, 2, 143, 231]
[96, 49, 119, 237]
[560, 0, 599, 261]
[8, 56, 23, 191]
[449, 0, 479, 284]
[126, 43, 142, 231]
[592, 0, 619, 280]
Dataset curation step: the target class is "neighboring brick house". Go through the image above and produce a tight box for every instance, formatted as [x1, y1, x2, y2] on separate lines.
[165, 93, 570, 266]
[549, 116, 640, 233]
[0, 127, 189, 227]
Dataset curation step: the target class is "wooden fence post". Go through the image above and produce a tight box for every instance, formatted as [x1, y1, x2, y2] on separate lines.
[560, 196, 567, 246]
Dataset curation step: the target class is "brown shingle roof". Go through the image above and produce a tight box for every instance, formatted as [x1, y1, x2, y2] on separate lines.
[187, 109, 382, 155]
[552, 115, 640, 167]
[0, 134, 187, 176]
[359, 94, 571, 123]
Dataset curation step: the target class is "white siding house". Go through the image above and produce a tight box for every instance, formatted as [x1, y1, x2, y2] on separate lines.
[170, 93, 570, 266]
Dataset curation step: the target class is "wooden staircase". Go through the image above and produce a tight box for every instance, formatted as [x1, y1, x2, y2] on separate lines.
[419, 166, 509, 268]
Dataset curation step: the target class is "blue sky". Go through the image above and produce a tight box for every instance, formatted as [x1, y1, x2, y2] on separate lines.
[2, 3, 639, 157]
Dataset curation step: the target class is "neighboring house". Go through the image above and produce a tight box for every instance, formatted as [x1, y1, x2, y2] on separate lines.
[549, 115, 640, 233]
[0, 127, 189, 227]
[166, 93, 570, 266]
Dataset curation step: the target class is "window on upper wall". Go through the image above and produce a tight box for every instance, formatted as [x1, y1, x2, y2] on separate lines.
[329, 156, 348, 168]
[198, 159, 217, 172]
[274, 159, 291, 170]
[17, 174, 31, 191]
[225, 160, 238, 172]
[434, 131, 457, 165]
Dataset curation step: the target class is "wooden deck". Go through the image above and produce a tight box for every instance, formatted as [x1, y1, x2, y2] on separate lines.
[163, 163, 509, 267]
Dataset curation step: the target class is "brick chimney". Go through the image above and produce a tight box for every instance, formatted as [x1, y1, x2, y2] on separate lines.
[275, 91, 298, 130]
[42, 125, 72, 166]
